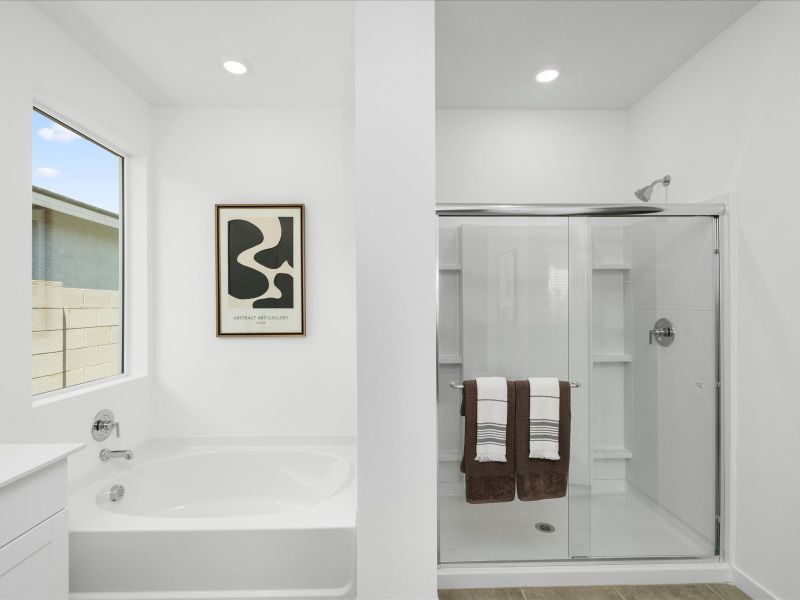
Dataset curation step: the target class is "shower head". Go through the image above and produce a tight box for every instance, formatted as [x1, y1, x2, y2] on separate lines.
[634, 175, 671, 202]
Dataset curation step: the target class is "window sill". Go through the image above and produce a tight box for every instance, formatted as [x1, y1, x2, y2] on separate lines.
[31, 372, 145, 409]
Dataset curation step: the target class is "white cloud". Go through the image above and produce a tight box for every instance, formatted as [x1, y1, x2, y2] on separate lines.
[34, 167, 59, 178]
[37, 123, 79, 143]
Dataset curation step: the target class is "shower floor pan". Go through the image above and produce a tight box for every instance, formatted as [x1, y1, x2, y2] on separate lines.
[439, 484, 712, 563]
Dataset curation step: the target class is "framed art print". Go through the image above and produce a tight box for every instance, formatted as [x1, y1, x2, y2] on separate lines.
[215, 204, 305, 336]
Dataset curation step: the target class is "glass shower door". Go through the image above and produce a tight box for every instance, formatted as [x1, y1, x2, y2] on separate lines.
[437, 212, 720, 564]
[437, 216, 591, 562]
[587, 215, 719, 559]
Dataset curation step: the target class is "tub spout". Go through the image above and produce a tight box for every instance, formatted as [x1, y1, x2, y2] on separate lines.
[100, 448, 133, 462]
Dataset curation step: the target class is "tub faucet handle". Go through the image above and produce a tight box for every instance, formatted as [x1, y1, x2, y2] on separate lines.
[96, 418, 119, 437]
[92, 410, 120, 441]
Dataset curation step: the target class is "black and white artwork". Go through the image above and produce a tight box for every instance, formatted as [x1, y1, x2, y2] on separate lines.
[216, 205, 305, 336]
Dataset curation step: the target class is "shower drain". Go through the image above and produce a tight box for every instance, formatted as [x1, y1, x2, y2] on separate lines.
[534, 522, 555, 533]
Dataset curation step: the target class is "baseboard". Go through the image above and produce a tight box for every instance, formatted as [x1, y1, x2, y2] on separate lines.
[731, 566, 777, 600]
[438, 561, 731, 589]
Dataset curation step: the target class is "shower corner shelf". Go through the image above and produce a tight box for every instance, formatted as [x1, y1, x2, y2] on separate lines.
[592, 263, 631, 270]
[592, 353, 632, 363]
[439, 263, 462, 271]
[440, 450, 461, 463]
[593, 447, 633, 460]
[438, 355, 462, 365]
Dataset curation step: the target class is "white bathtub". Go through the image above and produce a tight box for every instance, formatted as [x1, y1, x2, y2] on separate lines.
[68, 444, 356, 600]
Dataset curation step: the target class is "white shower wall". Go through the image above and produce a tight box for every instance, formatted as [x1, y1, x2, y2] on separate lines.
[438, 219, 573, 487]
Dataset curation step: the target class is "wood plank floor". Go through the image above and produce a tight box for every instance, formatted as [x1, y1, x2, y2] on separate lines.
[438, 584, 751, 600]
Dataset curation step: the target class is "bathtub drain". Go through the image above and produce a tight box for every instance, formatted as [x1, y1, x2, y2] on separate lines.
[534, 522, 555, 533]
[110, 484, 125, 502]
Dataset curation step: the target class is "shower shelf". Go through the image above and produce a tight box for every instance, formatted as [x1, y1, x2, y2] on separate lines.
[440, 450, 461, 462]
[438, 355, 462, 364]
[439, 263, 461, 271]
[593, 447, 633, 460]
[592, 263, 631, 270]
[592, 353, 632, 363]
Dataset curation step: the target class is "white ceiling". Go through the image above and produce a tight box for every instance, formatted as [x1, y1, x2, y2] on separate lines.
[35, 0, 354, 107]
[436, 0, 757, 109]
[35, 0, 756, 110]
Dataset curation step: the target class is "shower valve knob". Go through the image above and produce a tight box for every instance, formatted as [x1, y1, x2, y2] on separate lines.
[649, 328, 669, 344]
[649, 318, 676, 347]
[95, 419, 119, 437]
[91, 409, 120, 441]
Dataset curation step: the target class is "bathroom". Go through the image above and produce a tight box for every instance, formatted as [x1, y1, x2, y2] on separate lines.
[0, 1, 798, 599]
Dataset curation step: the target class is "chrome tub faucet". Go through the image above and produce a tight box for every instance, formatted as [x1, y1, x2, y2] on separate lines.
[100, 448, 133, 461]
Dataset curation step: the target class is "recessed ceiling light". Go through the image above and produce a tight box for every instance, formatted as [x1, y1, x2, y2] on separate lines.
[223, 60, 249, 75]
[535, 69, 560, 83]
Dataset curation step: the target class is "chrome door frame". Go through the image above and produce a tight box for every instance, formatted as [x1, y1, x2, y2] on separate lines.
[435, 204, 725, 566]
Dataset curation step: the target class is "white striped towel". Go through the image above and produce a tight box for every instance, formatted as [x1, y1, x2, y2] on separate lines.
[475, 376, 508, 462]
[528, 377, 561, 460]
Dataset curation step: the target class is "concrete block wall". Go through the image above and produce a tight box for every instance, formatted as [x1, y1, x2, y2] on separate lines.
[32, 280, 120, 395]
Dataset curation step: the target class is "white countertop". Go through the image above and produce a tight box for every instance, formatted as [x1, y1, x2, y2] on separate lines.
[0, 443, 85, 490]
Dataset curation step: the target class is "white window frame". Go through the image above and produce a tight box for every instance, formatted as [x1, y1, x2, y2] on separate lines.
[31, 106, 127, 404]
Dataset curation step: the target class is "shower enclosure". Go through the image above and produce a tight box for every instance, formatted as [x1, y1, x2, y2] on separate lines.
[437, 203, 722, 565]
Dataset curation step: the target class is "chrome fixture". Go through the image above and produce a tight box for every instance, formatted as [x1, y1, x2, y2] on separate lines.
[100, 448, 133, 462]
[535, 522, 555, 533]
[449, 380, 581, 390]
[109, 484, 125, 502]
[92, 409, 120, 441]
[649, 317, 676, 346]
[436, 203, 723, 217]
[634, 175, 671, 202]
[437, 204, 664, 216]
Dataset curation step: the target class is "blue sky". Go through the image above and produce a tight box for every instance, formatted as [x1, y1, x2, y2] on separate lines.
[32, 110, 121, 214]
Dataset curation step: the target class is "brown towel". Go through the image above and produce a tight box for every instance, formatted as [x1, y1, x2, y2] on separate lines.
[514, 379, 570, 501]
[459, 379, 516, 503]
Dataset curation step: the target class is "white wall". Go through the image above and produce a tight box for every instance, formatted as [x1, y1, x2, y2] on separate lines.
[628, 2, 800, 597]
[152, 107, 356, 438]
[437, 109, 628, 205]
[0, 1, 153, 485]
[355, 2, 438, 597]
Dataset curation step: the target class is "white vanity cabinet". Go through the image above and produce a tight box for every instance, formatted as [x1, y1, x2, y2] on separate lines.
[0, 444, 83, 599]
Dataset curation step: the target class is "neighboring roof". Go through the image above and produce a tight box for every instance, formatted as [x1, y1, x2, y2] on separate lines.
[32, 186, 119, 229]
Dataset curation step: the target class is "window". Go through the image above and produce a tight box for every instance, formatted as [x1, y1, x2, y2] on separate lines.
[31, 108, 123, 395]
